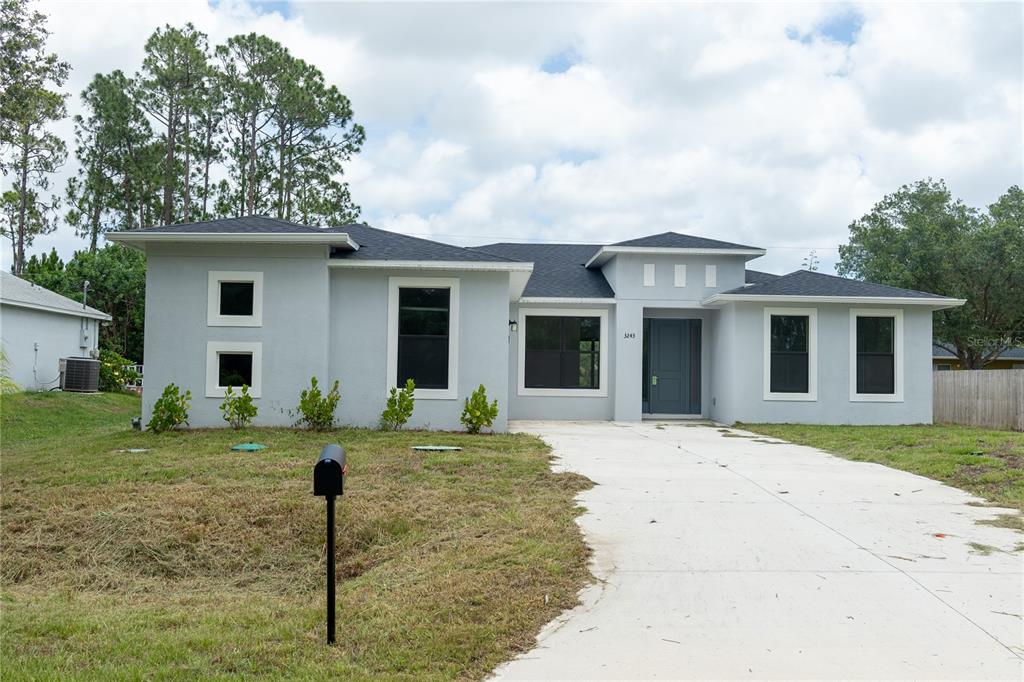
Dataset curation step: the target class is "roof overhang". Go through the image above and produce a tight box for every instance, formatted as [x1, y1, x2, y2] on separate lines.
[1, 298, 112, 321]
[702, 293, 967, 310]
[106, 231, 360, 251]
[585, 245, 766, 268]
[519, 297, 617, 305]
[329, 259, 535, 302]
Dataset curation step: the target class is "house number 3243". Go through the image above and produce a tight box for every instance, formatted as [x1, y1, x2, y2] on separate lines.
[623, 332, 636, 339]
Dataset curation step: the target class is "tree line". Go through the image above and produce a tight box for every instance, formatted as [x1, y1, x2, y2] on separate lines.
[1, 0, 364, 273]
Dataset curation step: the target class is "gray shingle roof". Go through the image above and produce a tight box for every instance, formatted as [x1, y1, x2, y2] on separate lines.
[1, 271, 111, 320]
[612, 231, 762, 251]
[335, 224, 519, 263]
[471, 243, 615, 298]
[720, 270, 950, 299]
[129, 215, 328, 233]
[933, 344, 1024, 360]
[745, 269, 780, 285]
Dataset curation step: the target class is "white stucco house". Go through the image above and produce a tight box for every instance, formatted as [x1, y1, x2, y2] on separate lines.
[0, 271, 110, 390]
[108, 216, 964, 431]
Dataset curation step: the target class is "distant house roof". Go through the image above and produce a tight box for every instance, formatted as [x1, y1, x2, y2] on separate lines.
[745, 269, 780, 285]
[932, 344, 1024, 360]
[707, 270, 964, 307]
[471, 243, 615, 299]
[0, 271, 111, 321]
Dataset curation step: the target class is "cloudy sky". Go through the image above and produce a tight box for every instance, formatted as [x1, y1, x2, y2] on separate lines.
[8, 0, 1023, 274]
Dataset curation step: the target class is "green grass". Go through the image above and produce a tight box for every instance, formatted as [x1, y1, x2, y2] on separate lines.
[1, 392, 592, 680]
[740, 423, 1024, 531]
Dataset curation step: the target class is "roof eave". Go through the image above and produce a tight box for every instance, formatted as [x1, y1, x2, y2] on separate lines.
[105, 231, 360, 251]
[702, 293, 967, 309]
[327, 259, 533, 273]
[585, 246, 767, 268]
[1, 298, 112, 321]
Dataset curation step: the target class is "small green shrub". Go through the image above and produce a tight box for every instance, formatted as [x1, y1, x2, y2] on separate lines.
[98, 349, 139, 393]
[297, 377, 340, 431]
[220, 384, 257, 429]
[380, 378, 415, 430]
[460, 384, 499, 434]
[147, 383, 191, 433]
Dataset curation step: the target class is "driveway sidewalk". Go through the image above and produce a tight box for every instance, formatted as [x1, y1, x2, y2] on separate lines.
[493, 421, 1023, 681]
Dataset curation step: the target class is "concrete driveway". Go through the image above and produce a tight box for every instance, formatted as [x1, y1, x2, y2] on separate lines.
[494, 421, 1023, 681]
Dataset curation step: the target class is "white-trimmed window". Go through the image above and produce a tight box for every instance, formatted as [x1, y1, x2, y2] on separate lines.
[850, 309, 903, 402]
[763, 307, 817, 401]
[643, 263, 655, 287]
[517, 308, 609, 398]
[207, 271, 263, 327]
[705, 264, 717, 288]
[674, 264, 686, 287]
[206, 341, 262, 398]
[387, 277, 460, 400]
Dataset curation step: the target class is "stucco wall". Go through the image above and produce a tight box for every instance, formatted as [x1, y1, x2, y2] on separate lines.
[506, 302, 616, 421]
[330, 267, 511, 431]
[0, 304, 99, 390]
[142, 243, 330, 427]
[711, 301, 934, 425]
[602, 253, 748, 302]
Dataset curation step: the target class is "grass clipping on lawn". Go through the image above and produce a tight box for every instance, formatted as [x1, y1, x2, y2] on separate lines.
[1, 392, 593, 680]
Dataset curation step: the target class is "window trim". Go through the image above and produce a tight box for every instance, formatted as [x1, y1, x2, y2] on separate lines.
[674, 264, 686, 288]
[643, 263, 655, 287]
[205, 341, 262, 398]
[850, 308, 904, 402]
[517, 307, 609, 398]
[207, 271, 263, 327]
[387, 276, 460, 400]
[763, 307, 817, 401]
[705, 264, 717, 288]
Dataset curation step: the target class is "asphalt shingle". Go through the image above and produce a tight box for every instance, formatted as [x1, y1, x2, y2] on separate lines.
[720, 269, 949, 299]
[471, 243, 615, 298]
[612, 231, 762, 251]
[1, 271, 110, 320]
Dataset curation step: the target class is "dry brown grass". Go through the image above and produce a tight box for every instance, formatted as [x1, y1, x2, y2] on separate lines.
[1, 392, 593, 680]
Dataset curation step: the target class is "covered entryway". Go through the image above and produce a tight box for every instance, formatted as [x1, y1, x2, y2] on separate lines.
[643, 318, 701, 415]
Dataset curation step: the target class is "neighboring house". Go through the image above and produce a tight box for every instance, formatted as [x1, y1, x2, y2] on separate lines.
[108, 217, 964, 430]
[932, 345, 1024, 371]
[0, 271, 111, 390]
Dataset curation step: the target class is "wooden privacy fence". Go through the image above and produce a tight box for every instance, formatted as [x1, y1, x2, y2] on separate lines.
[933, 370, 1024, 431]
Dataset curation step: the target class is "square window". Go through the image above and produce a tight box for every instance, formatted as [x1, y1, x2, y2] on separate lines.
[220, 282, 254, 316]
[524, 316, 601, 389]
[218, 353, 253, 387]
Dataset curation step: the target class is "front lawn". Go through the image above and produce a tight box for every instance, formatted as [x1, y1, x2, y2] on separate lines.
[740, 423, 1024, 530]
[0, 392, 592, 680]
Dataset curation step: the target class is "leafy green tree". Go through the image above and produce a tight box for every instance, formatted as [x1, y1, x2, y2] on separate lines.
[0, 0, 69, 273]
[837, 180, 1024, 368]
[1, 188, 55, 269]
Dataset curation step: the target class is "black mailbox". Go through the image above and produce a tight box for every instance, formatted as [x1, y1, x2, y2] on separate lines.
[314, 444, 346, 497]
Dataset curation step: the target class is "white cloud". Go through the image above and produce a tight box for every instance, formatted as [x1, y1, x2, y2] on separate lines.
[3, 0, 1021, 277]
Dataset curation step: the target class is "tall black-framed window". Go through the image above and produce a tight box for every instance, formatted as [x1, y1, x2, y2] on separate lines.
[524, 316, 600, 389]
[397, 287, 450, 389]
[769, 314, 809, 393]
[856, 316, 895, 394]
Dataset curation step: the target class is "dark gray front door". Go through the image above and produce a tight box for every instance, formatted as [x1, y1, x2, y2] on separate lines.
[648, 319, 701, 415]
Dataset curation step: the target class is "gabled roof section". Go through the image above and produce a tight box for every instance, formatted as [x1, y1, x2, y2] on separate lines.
[745, 269, 780, 285]
[105, 215, 360, 250]
[333, 224, 522, 264]
[1, 271, 111, 321]
[705, 270, 965, 308]
[586, 231, 766, 267]
[612, 231, 762, 250]
[472, 243, 615, 299]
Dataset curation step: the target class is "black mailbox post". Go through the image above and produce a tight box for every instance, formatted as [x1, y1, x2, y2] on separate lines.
[313, 444, 346, 644]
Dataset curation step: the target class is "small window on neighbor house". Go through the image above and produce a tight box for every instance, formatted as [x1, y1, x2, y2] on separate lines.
[705, 264, 717, 288]
[643, 263, 655, 287]
[770, 315, 809, 393]
[934, 363, 952, 371]
[525, 316, 601, 389]
[218, 352, 253, 388]
[397, 287, 450, 390]
[856, 316, 895, 394]
[220, 281, 254, 316]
